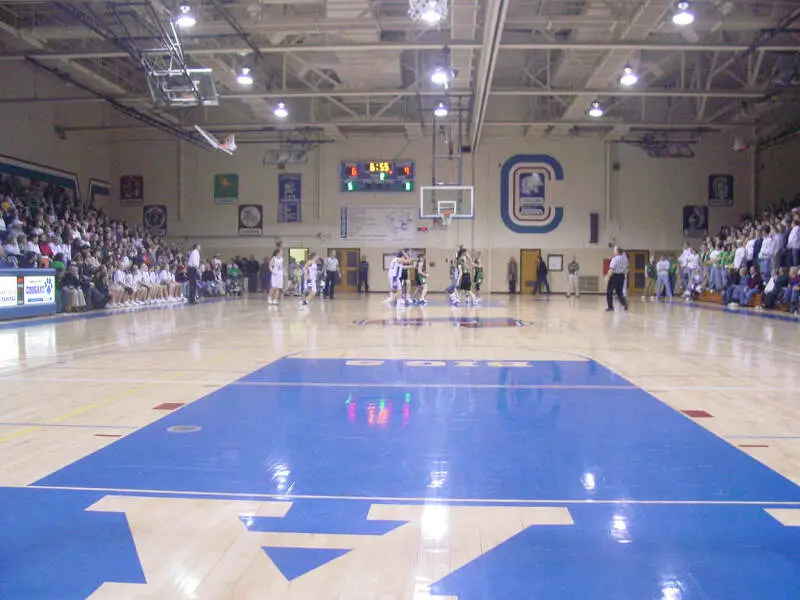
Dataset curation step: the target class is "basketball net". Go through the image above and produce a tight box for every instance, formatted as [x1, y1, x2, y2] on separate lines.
[438, 210, 453, 229]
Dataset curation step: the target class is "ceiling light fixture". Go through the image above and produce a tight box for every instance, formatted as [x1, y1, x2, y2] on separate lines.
[430, 66, 452, 87]
[620, 65, 638, 87]
[176, 3, 196, 28]
[236, 67, 254, 86]
[273, 102, 289, 119]
[672, 1, 695, 26]
[420, 1, 443, 24]
[587, 99, 604, 118]
[433, 102, 448, 117]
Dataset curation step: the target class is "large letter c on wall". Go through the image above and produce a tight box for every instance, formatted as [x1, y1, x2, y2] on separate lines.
[500, 154, 565, 234]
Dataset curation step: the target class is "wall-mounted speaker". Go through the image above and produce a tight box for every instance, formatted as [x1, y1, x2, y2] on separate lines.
[589, 213, 599, 244]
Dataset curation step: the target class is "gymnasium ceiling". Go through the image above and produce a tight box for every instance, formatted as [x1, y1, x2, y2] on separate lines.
[0, 0, 799, 146]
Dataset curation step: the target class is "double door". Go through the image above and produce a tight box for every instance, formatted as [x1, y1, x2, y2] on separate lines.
[327, 248, 361, 292]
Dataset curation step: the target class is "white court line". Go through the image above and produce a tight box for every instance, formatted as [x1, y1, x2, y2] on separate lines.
[1, 377, 799, 392]
[14, 484, 800, 506]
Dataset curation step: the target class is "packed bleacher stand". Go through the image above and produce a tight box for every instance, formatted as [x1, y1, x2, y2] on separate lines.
[644, 197, 800, 315]
[0, 173, 245, 313]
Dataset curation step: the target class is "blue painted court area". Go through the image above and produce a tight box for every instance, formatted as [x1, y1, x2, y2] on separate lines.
[2, 358, 799, 599]
[0, 487, 144, 599]
[36, 358, 800, 500]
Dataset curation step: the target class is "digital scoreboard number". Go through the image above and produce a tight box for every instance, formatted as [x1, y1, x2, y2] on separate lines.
[340, 160, 415, 192]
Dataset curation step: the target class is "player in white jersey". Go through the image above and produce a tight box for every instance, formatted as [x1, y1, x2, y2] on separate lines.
[109, 262, 128, 307]
[159, 265, 177, 302]
[384, 251, 404, 307]
[125, 269, 141, 305]
[269, 249, 284, 305]
[149, 267, 166, 303]
[139, 264, 155, 304]
[301, 253, 318, 308]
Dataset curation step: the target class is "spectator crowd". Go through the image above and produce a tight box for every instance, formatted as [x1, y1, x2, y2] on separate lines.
[0, 174, 251, 312]
[643, 197, 800, 315]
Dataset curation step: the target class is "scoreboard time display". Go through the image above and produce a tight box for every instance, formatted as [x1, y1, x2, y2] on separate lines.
[340, 160, 415, 192]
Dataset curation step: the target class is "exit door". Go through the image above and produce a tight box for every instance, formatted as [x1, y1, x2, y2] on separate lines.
[519, 249, 542, 294]
[627, 250, 649, 295]
[328, 248, 361, 293]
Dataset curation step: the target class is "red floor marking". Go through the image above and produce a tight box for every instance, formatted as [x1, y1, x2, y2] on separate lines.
[738, 444, 769, 448]
[94, 434, 122, 438]
[153, 402, 186, 411]
[681, 409, 713, 418]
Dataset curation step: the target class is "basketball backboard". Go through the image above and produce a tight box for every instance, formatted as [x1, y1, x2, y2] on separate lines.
[419, 185, 474, 220]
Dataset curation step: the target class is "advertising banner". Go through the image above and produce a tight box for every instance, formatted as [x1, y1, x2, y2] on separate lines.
[23, 275, 56, 305]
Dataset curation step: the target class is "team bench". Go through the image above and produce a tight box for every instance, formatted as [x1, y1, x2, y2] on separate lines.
[696, 289, 791, 312]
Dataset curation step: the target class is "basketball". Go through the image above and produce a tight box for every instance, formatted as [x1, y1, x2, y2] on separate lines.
[430, 260, 436, 267]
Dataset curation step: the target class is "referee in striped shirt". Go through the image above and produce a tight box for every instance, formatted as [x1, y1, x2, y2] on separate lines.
[606, 246, 629, 311]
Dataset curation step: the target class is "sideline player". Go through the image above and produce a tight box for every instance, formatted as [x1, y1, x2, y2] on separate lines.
[301, 252, 318, 308]
[268, 248, 283, 305]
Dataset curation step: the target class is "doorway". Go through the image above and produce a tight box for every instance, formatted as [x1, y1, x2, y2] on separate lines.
[627, 250, 650, 295]
[519, 249, 542, 294]
[328, 248, 361, 293]
[288, 247, 308, 264]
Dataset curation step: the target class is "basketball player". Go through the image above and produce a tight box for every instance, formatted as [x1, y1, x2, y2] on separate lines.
[268, 248, 284, 305]
[384, 251, 404, 307]
[456, 248, 477, 305]
[447, 245, 465, 303]
[301, 253, 318, 308]
[473, 252, 484, 300]
[399, 249, 412, 304]
[411, 253, 429, 305]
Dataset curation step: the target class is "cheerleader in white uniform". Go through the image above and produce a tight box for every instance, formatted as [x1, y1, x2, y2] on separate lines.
[269, 248, 284, 305]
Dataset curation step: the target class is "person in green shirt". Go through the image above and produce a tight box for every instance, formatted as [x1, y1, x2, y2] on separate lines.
[226, 262, 242, 279]
[226, 262, 243, 296]
[644, 256, 657, 299]
[668, 254, 679, 294]
[51, 254, 66, 312]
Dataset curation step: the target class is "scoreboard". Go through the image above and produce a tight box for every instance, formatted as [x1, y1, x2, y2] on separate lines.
[340, 160, 415, 192]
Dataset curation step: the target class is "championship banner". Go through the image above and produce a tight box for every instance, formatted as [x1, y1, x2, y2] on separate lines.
[683, 205, 708, 238]
[238, 204, 263, 236]
[278, 173, 301, 223]
[708, 174, 733, 207]
[214, 174, 239, 205]
[143, 205, 168, 235]
[120, 175, 144, 206]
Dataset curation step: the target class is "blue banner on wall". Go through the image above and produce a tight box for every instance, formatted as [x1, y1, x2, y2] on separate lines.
[278, 173, 302, 223]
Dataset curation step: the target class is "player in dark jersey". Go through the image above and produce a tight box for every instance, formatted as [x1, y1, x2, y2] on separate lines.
[456, 247, 477, 305]
[399, 249, 411, 304]
[473, 252, 484, 301]
[411, 254, 429, 305]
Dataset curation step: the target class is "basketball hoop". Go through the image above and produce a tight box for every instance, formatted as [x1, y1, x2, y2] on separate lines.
[439, 210, 453, 228]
